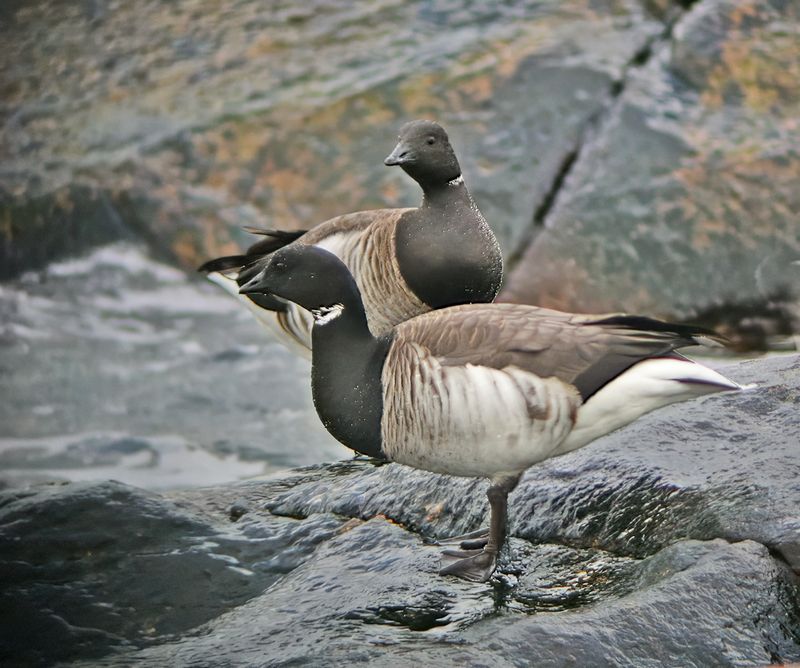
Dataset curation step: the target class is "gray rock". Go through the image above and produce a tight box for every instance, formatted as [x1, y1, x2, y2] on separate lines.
[3, 1, 797, 346]
[82, 527, 800, 667]
[0, 480, 346, 666]
[501, 0, 800, 348]
[464, 539, 800, 668]
[3, 354, 798, 666]
[1, 0, 664, 276]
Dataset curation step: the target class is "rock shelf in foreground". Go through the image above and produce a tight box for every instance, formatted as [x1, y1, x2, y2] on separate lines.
[1, 353, 798, 666]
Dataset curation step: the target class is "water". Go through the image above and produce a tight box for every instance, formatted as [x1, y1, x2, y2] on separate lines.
[0, 243, 350, 490]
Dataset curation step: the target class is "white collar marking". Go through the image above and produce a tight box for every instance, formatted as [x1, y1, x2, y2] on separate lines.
[448, 175, 464, 187]
[311, 304, 344, 325]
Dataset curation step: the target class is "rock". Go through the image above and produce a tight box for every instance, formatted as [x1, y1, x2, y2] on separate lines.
[3, 1, 797, 346]
[1, 0, 665, 276]
[464, 539, 800, 668]
[501, 0, 800, 349]
[0, 479, 346, 666]
[44, 522, 800, 666]
[0, 185, 135, 282]
[2, 353, 799, 665]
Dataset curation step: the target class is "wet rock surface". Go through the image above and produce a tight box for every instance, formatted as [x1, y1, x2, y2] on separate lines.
[0, 480, 345, 666]
[3, 353, 799, 666]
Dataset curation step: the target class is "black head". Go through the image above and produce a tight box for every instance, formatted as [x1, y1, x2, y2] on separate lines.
[238, 245, 362, 316]
[384, 120, 461, 188]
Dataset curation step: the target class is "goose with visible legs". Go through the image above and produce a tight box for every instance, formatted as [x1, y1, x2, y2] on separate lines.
[199, 120, 502, 357]
[239, 245, 742, 582]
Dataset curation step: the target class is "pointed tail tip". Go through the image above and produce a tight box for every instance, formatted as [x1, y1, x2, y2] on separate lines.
[198, 255, 248, 274]
[701, 376, 754, 393]
[671, 359, 747, 393]
[693, 334, 727, 348]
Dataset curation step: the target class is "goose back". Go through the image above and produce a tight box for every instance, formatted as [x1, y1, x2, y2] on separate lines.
[392, 303, 722, 401]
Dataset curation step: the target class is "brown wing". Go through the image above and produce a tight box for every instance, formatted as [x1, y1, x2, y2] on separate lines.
[394, 303, 723, 401]
[201, 208, 411, 300]
[197, 229, 307, 274]
[299, 208, 410, 244]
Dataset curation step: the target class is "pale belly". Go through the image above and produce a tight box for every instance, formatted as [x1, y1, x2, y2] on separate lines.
[381, 349, 580, 479]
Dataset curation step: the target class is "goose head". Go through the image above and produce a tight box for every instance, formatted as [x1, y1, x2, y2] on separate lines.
[239, 245, 362, 321]
[384, 120, 461, 188]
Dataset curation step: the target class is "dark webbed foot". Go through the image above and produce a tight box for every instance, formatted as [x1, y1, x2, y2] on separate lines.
[438, 474, 521, 583]
[438, 527, 489, 551]
[440, 547, 483, 558]
[439, 549, 497, 583]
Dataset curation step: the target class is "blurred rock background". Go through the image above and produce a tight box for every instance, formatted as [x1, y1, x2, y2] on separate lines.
[3, 0, 798, 348]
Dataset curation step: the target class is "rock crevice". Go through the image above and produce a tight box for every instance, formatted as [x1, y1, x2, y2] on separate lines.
[508, 2, 694, 272]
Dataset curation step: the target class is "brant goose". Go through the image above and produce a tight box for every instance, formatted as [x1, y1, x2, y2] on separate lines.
[240, 245, 742, 582]
[200, 120, 502, 357]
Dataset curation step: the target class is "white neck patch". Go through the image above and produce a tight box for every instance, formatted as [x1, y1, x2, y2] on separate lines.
[311, 303, 344, 325]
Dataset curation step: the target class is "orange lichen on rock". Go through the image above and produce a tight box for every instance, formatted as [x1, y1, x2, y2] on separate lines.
[700, 3, 800, 113]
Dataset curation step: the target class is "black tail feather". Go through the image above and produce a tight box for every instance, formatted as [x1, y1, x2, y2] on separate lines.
[197, 228, 308, 276]
[588, 314, 729, 346]
[245, 234, 304, 257]
[242, 226, 307, 242]
[198, 255, 249, 274]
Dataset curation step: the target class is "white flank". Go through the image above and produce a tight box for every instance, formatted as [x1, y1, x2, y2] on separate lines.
[206, 270, 243, 298]
[553, 357, 742, 456]
[206, 271, 313, 358]
[203, 233, 355, 356]
[381, 346, 581, 479]
[314, 232, 350, 256]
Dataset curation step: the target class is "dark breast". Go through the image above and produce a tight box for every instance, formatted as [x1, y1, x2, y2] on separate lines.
[310, 328, 392, 459]
[394, 209, 503, 309]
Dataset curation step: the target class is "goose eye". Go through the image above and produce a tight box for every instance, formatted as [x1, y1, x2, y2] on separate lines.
[426, 136, 436, 145]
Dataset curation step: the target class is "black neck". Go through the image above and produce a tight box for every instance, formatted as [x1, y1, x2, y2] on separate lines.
[310, 299, 389, 459]
[420, 175, 470, 208]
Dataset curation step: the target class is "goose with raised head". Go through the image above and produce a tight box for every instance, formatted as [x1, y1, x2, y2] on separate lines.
[239, 244, 742, 582]
[199, 120, 502, 357]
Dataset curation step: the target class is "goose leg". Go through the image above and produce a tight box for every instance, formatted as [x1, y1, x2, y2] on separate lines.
[439, 474, 521, 582]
